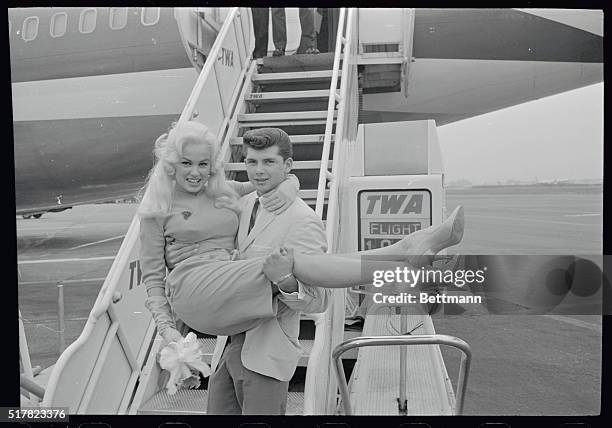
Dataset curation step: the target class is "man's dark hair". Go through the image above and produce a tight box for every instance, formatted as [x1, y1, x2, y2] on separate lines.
[242, 127, 293, 160]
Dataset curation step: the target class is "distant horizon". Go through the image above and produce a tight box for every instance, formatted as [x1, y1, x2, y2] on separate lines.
[446, 179, 603, 187]
[446, 177, 603, 186]
[438, 83, 603, 186]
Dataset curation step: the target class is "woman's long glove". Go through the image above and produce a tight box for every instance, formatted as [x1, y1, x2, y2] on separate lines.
[145, 295, 178, 341]
[161, 328, 183, 346]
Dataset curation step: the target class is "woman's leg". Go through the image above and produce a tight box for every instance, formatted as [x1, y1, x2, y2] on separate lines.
[285, 206, 464, 288]
[332, 206, 464, 266]
[291, 254, 415, 288]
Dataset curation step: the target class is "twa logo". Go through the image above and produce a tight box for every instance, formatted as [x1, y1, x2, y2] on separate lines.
[364, 194, 423, 215]
[128, 259, 143, 290]
[218, 47, 234, 67]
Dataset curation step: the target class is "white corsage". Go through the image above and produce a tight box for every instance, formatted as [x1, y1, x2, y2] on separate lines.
[158, 332, 212, 395]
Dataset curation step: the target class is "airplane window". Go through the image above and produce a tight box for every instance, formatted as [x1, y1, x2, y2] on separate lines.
[141, 7, 160, 26]
[79, 8, 97, 34]
[22, 16, 39, 42]
[109, 7, 128, 30]
[50, 12, 67, 38]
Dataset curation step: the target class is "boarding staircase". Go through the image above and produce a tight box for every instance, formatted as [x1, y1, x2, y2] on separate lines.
[137, 31, 343, 415]
[34, 7, 470, 416]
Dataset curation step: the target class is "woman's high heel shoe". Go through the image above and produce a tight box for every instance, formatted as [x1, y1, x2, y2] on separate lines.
[404, 205, 465, 267]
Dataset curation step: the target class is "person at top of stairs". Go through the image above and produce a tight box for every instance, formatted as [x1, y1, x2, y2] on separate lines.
[251, 8, 320, 58]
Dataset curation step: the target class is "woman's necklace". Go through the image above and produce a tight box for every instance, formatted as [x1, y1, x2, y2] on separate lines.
[175, 185, 204, 221]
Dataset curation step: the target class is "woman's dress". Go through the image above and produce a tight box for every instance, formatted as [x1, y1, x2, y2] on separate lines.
[140, 188, 275, 335]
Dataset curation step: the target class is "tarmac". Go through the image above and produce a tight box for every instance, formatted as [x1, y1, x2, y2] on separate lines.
[16, 185, 603, 415]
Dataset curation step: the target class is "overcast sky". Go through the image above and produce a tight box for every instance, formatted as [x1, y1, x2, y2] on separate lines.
[438, 82, 603, 185]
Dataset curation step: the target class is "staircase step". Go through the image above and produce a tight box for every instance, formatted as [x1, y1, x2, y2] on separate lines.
[297, 338, 313, 367]
[246, 89, 333, 103]
[198, 338, 216, 364]
[138, 389, 305, 416]
[298, 189, 330, 203]
[253, 101, 331, 114]
[252, 70, 333, 84]
[225, 160, 332, 172]
[286, 391, 305, 415]
[256, 52, 335, 73]
[239, 110, 336, 122]
[238, 119, 334, 129]
[231, 134, 334, 146]
[237, 111, 336, 129]
[138, 389, 208, 415]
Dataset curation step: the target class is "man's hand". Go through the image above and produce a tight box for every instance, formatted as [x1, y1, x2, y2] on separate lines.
[214, 195, 243, 213]
[263, 247, 296, 292]
[165, 238, 198, 269]
[260, 175, 298, 214]
[260, 191, 288, 214]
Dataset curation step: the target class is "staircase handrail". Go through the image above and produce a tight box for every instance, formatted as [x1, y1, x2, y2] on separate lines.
[42, 215, 141, 408]
[179, 7, 239, 125]
[314, 6, 346, 220]
[332, 334, 472, 415]
[304, 7, 359, 414]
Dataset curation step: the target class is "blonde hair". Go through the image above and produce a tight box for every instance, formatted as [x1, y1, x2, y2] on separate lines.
[138, 121, 238, 218]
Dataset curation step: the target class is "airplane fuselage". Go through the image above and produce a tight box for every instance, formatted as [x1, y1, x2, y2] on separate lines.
[10, 7, 603, 215]
[11, 7, 198, 214]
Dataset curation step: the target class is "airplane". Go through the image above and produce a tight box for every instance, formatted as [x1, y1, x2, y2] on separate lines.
[10, 7, 603, 217]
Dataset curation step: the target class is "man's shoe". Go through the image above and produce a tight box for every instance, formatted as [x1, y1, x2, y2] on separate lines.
[305, 47, 320, 54]
[272, 48, 285, 57]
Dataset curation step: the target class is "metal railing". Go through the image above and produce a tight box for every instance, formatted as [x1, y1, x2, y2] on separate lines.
[304, 7, 359, 415]
[314, 7, 359, 221]
[332, 334, 472, 415]
[42, 214, 142, 410]
[178, 8, 248, 126]
[19, 309, 41, 405]
[21, 375, 46, 400]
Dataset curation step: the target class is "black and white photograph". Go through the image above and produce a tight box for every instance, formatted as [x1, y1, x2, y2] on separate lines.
[12, 7, 604, 419]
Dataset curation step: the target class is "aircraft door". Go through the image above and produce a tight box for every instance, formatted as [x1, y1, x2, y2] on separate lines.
[357, 8, 415, 97]
[175, 8, 223, 72]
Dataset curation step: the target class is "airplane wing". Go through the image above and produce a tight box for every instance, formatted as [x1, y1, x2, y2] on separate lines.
[361, 8, 603, 125]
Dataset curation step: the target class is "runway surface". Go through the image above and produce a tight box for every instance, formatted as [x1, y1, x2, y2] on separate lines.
[17, 185, 603, 415]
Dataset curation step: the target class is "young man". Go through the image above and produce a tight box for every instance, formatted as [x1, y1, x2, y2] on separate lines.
[165, 127, 331, 414]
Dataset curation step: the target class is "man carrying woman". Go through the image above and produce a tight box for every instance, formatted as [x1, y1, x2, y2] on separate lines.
[139, 122, 464, 414]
